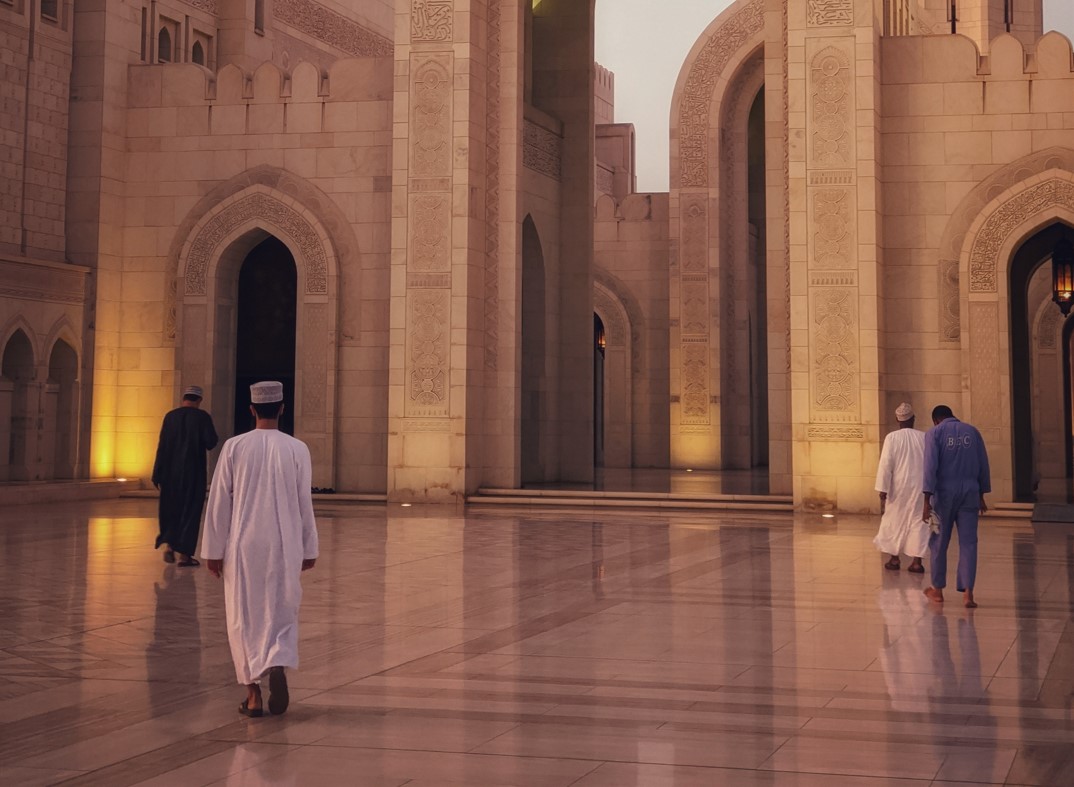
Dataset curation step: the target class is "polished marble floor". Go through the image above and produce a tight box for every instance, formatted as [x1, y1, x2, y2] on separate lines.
[1, 500, 1073, 786]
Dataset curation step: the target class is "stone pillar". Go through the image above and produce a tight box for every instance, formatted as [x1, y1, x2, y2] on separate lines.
[387, 1, 491, 502]
[788, 0, 884, 510]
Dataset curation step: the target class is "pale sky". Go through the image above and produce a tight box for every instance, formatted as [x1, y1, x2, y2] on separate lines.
[596, 1, 1074, 193]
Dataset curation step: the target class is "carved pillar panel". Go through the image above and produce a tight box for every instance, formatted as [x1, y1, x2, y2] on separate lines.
[790, 0, 883, 511]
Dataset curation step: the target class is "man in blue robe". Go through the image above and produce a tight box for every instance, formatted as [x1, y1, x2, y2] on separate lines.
[921, 405, 991, 608]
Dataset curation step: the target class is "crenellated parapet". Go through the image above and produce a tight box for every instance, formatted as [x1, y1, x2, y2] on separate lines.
[883, 30, 1074, 85]
[128, 57, 393, 107]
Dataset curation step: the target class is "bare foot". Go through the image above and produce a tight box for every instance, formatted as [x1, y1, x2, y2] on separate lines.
[964, 590, 977, 609]
[923, 587, 944, 603]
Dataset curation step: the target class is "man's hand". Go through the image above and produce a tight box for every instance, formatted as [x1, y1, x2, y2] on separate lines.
[879, 492, 887, 515]
[153, 482, 160, 490]
[207, 559, 223, 578]
[302, 559, 316, 572]
[979, 496, 988, 516]
[922, 496, 932, 523]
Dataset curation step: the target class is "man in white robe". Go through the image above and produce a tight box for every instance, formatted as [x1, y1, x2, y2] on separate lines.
[202, 381, 318, 717]
[874, 402, 928, 573]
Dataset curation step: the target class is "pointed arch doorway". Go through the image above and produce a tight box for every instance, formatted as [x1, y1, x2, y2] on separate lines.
[233, 236, 297, 436]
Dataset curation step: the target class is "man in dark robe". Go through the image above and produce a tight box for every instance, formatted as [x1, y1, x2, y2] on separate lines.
[153, 385, 218, 567]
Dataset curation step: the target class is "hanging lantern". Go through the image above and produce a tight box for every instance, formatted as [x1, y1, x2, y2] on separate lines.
[1054, 237, 1074, 317]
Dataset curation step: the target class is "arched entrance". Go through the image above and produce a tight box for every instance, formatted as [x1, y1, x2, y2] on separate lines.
[593, 313, 605, 467]
[234, 237, 297, 436]
[521, 215, 546, 484]
[2, 330, 35, 481]
[47, 339, 79, 479]
[1011, 222, 1074, 501]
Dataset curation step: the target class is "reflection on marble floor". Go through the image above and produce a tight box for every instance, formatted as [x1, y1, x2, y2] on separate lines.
[1, 501, 1073, 786]
[522, 468, 771, 496]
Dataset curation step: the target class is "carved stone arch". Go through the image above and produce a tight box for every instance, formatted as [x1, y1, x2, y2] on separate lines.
[42, 315, 80, 370]
[670, 0, 765, 189]
[174, 179, 345, 488]
[956, 167, 1074, 500]
[0, 316, 39, 372]
[165, 165, 358, 341]
[594, 269, 645, 375]
[668, 0, 765, 470]
[936, 147, 1074, 341]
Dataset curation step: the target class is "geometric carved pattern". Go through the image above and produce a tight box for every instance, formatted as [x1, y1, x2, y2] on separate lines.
[807, 0, 853, 26]
[276, 0, 393, 57]
[303, 304, 327, 417]
[411, 55, 453, 178]
[484, 0, 502, 372]
[411, 0, 453, 42]
[969, 179, 1074, 292]
[813, 188, 853, 268]
[407, 290, 449, 415]
[678, 0, 764, 188]
[523, 120, 562, 181]
[184, 193, 327, 295]
[968, 302, 1000, 425]
[810, 46, 852, 167]
[940, 259, 960, 342]
[812, 288, 858, 415]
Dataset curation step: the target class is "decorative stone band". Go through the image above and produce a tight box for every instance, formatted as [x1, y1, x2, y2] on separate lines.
[179, 0, 217, 13]
[411, 0, 453, 43]
[969, 178, 1074, 293]
[183, 192, 329, 296]
[276, 0, 393, 58]
[806, 425, 864, 440]
[807, 0, 853, 27]
[523, 119, 562, 181]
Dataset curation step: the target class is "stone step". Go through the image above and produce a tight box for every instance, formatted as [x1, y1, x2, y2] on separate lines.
[0, 478, 134, 506]
[467, 488, 794, 512]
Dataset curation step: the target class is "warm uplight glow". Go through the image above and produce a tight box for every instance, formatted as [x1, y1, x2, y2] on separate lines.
[116, 477, 127, 482]
[822, 513, 835, 519]
[685, 468, 693, 472]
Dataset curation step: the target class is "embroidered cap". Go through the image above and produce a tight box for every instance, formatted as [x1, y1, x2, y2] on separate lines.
[250, 381, 284, 404]
[895, 402, 914, 422]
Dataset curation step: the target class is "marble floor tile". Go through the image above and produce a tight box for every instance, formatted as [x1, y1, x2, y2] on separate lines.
[0, 499, 1072, 785]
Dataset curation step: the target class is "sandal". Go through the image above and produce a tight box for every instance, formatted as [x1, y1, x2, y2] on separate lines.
[238, 699, 263, 718]
[163, 549, 175, 564]
[884, 558, 901, 571]
[907, 563, 925, 574]
[268, 667, 289, 715]
[177, 557, 201, 568]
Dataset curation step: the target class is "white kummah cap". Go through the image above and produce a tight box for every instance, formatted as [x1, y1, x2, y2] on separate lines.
[895, 402, 914, 422]
[183, 385, 204, 398]
[250, 381, 284, 404]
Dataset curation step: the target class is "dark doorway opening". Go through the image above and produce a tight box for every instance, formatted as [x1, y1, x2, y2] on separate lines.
[234, 237, 297, 436]
[521, 216, 546, 484]
[594, 313, 605, 467]
[1010, 222, 1073, 501]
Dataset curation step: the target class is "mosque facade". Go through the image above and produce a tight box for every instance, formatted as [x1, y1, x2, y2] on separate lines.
[1, 0, 1072, 510]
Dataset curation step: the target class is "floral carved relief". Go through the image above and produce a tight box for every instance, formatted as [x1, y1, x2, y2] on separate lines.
[969, 178, 1074, 292]
[681, 342, 710, 424]
[1038, 307, 1062, 350]
[812, 288, 858, 415]
[810, 47, 852, 168]
[523, 120, 562, 180]
[677, 0, 764, 188]
[184, 193, 328, 296]
[407, 290, 449, 415]
[411, 55, 453, 179]
[303, 304, 327, 416]
[813, 188, 853, 268]
[412, 0, 453, 42]
[409, 195, 451, 272]
[807, 0, 853, 26]
[276, 0, 393, 57]
[180, 0, 217, 13]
